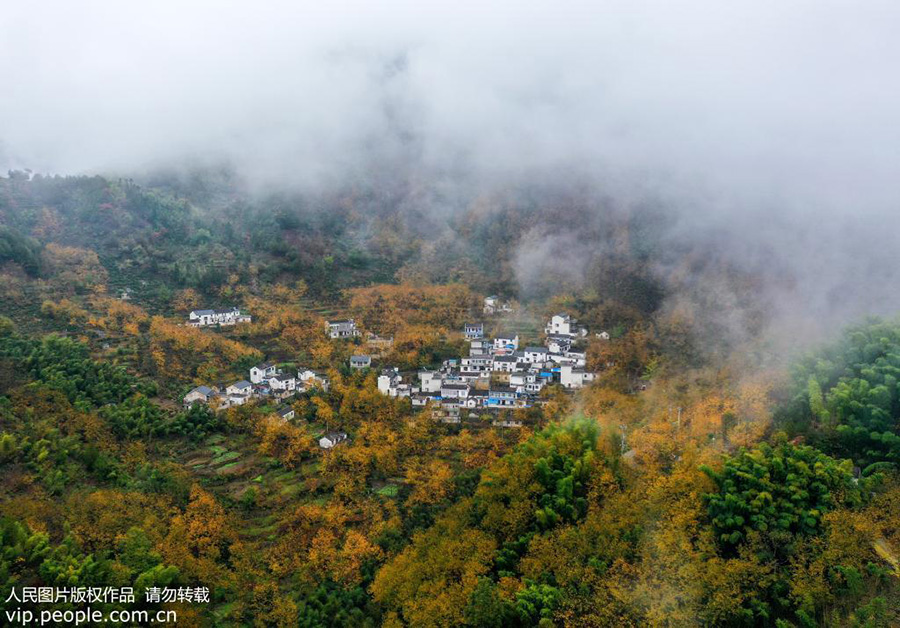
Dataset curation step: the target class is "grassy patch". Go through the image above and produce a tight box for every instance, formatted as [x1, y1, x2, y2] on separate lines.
[211, 451, 241, 465]
[376, 484, 399, 497]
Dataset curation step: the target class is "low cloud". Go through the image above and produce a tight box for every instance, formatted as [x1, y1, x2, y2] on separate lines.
[2, 0, 899, 346]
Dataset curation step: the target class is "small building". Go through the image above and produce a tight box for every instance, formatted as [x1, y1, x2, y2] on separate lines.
[418, 370, 442, 393]
[227, 393, 250, 407]
[226, 380, 253, 396]
[461, 356, 492, 376]
[493, 332, 519, 353]
[440, 382, 470, 400]
[183, 385, 216, 408]
[412, 392, 440, 407]
[269, 374, 297, 393]
[319, 432, 349, 449]
[523, 346, 549, 363]
[492, 354, 519, 372]
[188, 307, 251, 327]
[464, 322, 484, 339]
[350, 355, 372, 370]
[559, 364, 595, 389]
[545, 313, 576, 337]
[277, 406, 295, 421]
[483, 296, 513, 315]
[564, 349, 587, 367]
[250, 362, 278, 384]
[546, 334, 573, 355]
[378, 368, 402, 396]
[486, 386, 521, 408]
[298, 369, 330, 390]
[326, 319, 360, 339]
[469, 338, 493, 357]
[366, 332, 394, 352]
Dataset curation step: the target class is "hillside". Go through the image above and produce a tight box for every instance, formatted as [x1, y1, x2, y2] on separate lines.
[0, 171, 897, 627]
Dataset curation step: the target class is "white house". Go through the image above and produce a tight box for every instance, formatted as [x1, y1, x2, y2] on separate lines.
[493, 332, 519, 353]
[188, 307, 250, 327]
[378, 368, 402, 396]
[464, 322, 484, 339]
[418, 370, 442, 393]
[183, 385, 216, 408]
[469, 338, 492, 356]
[492, 355, 519, 372]
[596, 331, 611, 340]
[226, 380, 253, 396]
[564, 350, 587, 367]
[485, 386, 521, 408]
[559, 364, 595, 389]
[250, 362, 278, 384]
[440, 382, 470, 400]
[461, 356, 492, 376]
[412, 392, 439, 407]
[546, 334, 573, 355]
[483, 296, 513, 315]
[326, 319, 360, 339]
[277, 406, 295, 421]
[319, 432, 349, 449]
[523, 346, 549, 363]
[350, 355, 372, 370]
[269, 374, 297, 393]
[227, 394, 250, 406]
[298, 369, 330, 390]
[545, 313, 576, 337]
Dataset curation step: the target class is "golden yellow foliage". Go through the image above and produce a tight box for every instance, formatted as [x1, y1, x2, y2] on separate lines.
[148, 316, 262, 382]
[42, 243, 108, 294]
[370, 504, 497, 628]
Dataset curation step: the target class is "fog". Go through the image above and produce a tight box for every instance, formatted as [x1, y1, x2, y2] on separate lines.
[3, 0, 900, 346]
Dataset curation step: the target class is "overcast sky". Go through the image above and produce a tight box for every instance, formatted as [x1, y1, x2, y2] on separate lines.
[2, 1, 898, 205]
[3, 1, 900, 342]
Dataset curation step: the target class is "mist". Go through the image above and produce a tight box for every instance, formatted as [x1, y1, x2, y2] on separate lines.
[3, 0, 900, 348]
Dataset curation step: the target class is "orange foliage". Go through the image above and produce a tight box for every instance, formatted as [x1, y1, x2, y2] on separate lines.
[89, 297, 150, 335]
[41, 298, 89, 324]
[148, 316, 262, 382]
[42, 243, 108, 294]
[348, 283, 478, 336]
[255, 416, 314, 469]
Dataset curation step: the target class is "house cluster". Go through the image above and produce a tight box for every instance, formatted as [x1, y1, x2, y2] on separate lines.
[326, 319, 360, 339]
[483, 295, 513, 315]
[375, 312, 597, 425]
[187, 307, 252, 327]
[182, 362, 329, 413]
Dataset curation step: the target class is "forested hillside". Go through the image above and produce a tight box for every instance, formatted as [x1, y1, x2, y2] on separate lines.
[0, 171, 897, 626]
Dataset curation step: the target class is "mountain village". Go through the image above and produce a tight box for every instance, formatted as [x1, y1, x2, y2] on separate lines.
[182, 297, 604, 446]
